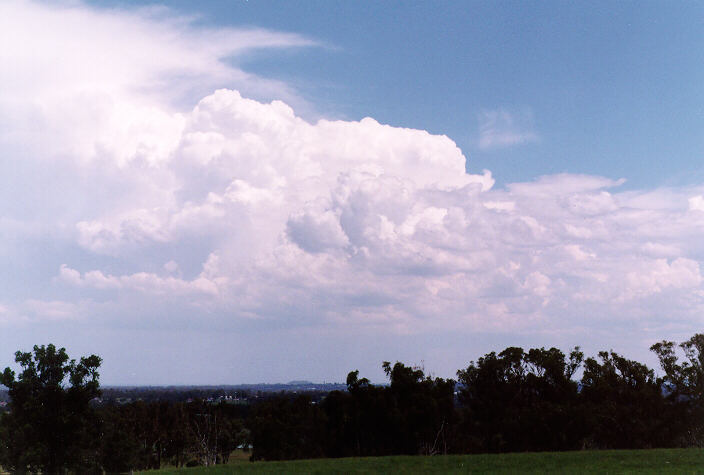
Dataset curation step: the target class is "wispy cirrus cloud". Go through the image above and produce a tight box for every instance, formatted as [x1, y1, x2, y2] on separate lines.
[478, 108, 539, 150]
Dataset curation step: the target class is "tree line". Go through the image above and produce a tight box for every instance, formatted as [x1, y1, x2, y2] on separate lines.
[2, 336, 704, 472]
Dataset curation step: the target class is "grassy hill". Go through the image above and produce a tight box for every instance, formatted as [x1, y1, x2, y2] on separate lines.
[139, 448, 704, 474]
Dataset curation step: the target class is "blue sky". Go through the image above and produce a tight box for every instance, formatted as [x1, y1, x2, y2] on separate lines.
[95, 0, 704, 188]
[1, 1, 704, 384]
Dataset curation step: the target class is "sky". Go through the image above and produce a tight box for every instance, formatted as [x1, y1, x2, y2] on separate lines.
[1, 0, 703, 384]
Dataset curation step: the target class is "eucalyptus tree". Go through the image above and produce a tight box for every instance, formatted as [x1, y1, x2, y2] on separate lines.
[0, 344, 101, 473]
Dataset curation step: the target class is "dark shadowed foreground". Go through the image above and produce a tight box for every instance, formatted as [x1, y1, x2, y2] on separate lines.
[140, 448, 704, 474]
[4, 335, 704, 472]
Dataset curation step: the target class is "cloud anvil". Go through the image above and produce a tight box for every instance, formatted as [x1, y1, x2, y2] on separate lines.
[1, 0, 703, 384]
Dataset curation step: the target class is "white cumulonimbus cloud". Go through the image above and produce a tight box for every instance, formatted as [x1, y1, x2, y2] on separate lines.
[54, 87, 704, 339]
[2, 1, 704, 381]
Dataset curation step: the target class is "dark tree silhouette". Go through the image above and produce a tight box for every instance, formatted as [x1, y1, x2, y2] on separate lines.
[579, 350, 665, 449]
[2, 337, 704, 469]
[651, 334, 704, 446]
[0, 344, 101, 473]
[456, 347, 584, 453]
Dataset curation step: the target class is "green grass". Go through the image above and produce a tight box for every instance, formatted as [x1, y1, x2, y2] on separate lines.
[139, 448, 704, 474]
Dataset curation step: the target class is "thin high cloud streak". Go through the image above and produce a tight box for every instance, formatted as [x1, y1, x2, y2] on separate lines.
[0, 0, 314, 162]
[0, 1, 315, 92]
[478, 108, 539, 150]
[1, 1, 704, 382]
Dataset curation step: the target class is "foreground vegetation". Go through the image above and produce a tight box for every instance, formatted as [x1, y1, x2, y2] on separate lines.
[141, 449, 704, 474]
[5, 334, 704, 472]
